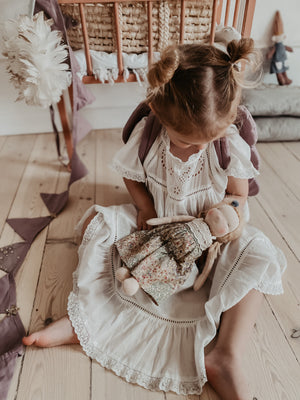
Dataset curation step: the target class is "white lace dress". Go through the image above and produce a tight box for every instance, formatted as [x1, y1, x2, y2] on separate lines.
[67, 119, 286, 395]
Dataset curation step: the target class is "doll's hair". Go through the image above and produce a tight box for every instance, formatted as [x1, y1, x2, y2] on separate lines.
[147, 39, 261, 141]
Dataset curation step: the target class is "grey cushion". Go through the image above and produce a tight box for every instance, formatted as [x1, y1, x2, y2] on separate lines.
[242, 85, 300, 117]
[255, 117, 300, 141]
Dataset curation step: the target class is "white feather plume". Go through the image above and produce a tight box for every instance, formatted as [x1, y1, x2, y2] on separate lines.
[1, 11, 71, 108]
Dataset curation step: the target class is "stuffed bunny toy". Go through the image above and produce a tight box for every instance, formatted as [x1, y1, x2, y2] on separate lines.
[115, 199, 243, 305]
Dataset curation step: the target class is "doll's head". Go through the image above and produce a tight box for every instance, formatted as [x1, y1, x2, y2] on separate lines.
[193, 199, 244, 291]
[202, 198, 243, 243]
[272, 11, 286, 43]
[204, 203, 239, 238]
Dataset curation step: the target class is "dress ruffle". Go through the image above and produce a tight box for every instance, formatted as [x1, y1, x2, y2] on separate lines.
[68, 204, 286, 395]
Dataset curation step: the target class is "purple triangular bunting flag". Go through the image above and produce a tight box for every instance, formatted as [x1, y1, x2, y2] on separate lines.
[0, 274, 15, 312]
[0, 242, 31, 276]
[69, 150, 88, 187]
[6, 216, 52, 243]
[0, 313, 26, 400]
[40, 191, 69, 216]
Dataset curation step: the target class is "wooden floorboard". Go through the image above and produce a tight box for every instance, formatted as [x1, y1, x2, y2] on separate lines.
[1, 132, 299, 400]
[0, 134, 37, 236]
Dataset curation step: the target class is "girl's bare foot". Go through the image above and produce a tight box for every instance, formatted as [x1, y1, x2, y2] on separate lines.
[205, 347, 251, 400]
[22, 316, 79, 348]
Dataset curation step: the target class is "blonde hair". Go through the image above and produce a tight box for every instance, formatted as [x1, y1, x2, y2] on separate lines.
[147, 39, 261, 140]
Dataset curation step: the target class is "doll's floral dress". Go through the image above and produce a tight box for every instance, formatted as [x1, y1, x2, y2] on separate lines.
[116, 218, 213, 305]
[67, 118, 286, 395]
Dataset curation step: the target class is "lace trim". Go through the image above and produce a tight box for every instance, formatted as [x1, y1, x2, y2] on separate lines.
[111, 162, 146, 183]
[81, 212, 103, 246]
[68, 292, 206, 395]
[187, 219, 213, 251]
[255, 280, 284, 295]
[162, 130, 206, 165]
[225, 166, 258, 179]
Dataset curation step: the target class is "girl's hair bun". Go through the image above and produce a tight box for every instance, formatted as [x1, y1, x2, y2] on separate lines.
[227, 38, 262, 88]
[148, 45, 180, 89]
[227, 38, 254, 64]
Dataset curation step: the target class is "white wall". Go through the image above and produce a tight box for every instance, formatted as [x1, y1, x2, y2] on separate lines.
[251, 0, 300, 48]
[0, 0, 299, 135]
[0, 59, 146, 135]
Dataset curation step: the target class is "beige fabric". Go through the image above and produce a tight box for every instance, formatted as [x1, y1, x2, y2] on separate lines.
[242, 85, 300, 117]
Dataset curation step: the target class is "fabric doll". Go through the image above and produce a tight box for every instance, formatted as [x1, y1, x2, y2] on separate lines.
[115, 199, 243, 305]
[267, 11, 293, 86]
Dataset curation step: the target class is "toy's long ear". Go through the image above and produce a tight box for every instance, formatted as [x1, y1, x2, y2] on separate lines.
[147, 215, 195, 226]
[193, 242, 221, 291]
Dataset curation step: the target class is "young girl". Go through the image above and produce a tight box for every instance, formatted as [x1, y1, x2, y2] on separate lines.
[23, 39, 286, 400]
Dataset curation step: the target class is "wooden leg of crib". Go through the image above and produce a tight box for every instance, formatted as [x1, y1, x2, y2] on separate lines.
[57, 94, 73, 168]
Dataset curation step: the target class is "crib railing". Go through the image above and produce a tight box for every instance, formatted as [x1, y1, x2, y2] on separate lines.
[58, 0, 256, 84]
[56, 0, 256, 162]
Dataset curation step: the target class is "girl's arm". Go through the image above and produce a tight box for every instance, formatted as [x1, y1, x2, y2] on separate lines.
[123, 178, 157, 230]
[225, 176, 248, 208]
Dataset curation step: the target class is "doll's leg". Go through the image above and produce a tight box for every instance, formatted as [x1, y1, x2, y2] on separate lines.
[276, 72, 286, 85]
[122, 277, 140, 296]
[205, 289, 263, 400]
[282, 71, 292, 85]
[22, 316, 79, 348]
[116, 266, 140, 295]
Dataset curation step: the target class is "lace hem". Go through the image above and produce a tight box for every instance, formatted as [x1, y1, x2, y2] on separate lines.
[67, 292, 206, 395]
[81, 212, 103, 246]
[225, 166, 259, 179]
[255, 280, 284, 295]
[111, 162, 146, 183]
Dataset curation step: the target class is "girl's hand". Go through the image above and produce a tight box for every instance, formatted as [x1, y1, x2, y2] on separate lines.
[137, 208, 157, 230]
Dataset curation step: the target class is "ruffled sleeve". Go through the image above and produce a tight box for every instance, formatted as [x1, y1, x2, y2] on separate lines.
[224, 125, 259, 179]
[110, 117, 146, 182]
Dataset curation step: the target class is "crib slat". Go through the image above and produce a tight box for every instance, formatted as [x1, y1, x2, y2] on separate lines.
[179, 0, 186, 44]
[224, 0, 231, 26]
[79, 3, 93, 76]
[114, 2, 123, 75]
[233, 0, 240, 28]
[210, 0, 218, 44]
[216, 0, 223, 25]
[147, 1, 153, 66]
[241, 0, 256, 37]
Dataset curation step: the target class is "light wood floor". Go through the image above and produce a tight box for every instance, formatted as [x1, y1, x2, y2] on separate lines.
[1, 130, 300, 400]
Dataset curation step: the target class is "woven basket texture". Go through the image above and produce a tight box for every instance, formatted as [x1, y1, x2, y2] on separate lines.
[60, 1, 213, 53]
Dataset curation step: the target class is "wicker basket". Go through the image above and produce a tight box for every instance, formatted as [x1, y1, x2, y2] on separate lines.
[60, 1, 213, 54]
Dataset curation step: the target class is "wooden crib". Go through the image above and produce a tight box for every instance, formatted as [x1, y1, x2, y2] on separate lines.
[56, 0, 257, 162]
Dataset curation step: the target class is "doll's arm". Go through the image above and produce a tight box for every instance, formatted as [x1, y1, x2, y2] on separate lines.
[193, 242, 221, 291]
[285, 46, 293, 52]
[123, 178, 157, 230]
[147, 215, 195, 226]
